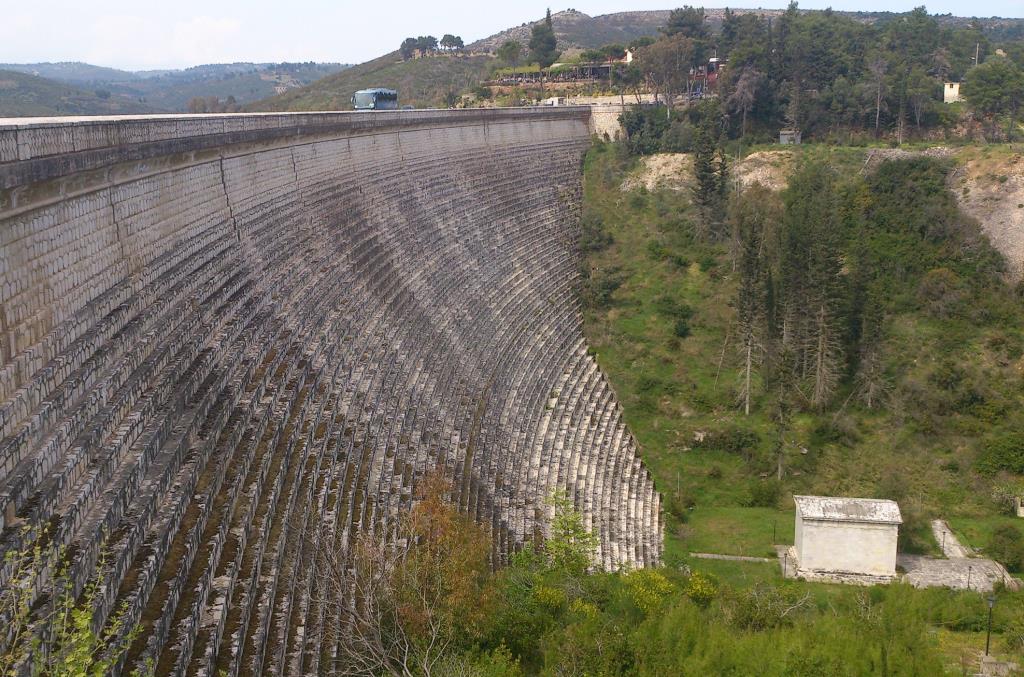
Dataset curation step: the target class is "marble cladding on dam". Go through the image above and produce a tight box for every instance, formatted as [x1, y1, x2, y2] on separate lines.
[0, 109, 662, 674]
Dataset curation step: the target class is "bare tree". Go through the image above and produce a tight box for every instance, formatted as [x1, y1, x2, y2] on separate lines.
[728, 67, 762, 137]
[314, 472, 492, 676]
[868, 56, 889, 139]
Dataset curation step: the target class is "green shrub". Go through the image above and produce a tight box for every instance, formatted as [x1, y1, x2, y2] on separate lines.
[583, 267, 624, 308]
[647, 240, 669, 260]
[1005, 600, 1024, 654]
[620, 105, 670, 155]
[1, 533, 142, 676]
[917, 268, 966, 319]
[660, 119, 698, 152]
[579, 213, 613, 253]
[673, 318, 692, 338]
[684, 571, 718, 609]
[694, 427, 761, 458]
[988, 524, 1024, 572]
[747, 479, 783, 508]
[977, 432, 1024, 474]
[654, 295, 694, 320]
[624, 569, 675, 615]
[723, 584, 809, 630]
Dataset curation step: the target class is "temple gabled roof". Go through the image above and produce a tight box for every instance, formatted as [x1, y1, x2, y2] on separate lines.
[794, 495, 902, 525]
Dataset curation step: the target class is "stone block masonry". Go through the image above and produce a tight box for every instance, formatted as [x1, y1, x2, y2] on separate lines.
[0, 108, 662, 674]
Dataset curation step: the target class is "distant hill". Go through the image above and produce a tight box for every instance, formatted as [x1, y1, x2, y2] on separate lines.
[249, 52, 492, 112]
[0, 62, 350, 114]
[114, 63, 350, 111]
[0, 69, 157, 117]
[0, 61, 140, 84]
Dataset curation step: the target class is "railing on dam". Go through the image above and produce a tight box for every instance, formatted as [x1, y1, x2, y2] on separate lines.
[0, 106, 660, 674]
[0, 108, 593, 187]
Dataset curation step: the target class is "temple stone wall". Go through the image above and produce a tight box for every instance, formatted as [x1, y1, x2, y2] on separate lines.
[795, 516, 899, 577]
[0, 109, 661, 674]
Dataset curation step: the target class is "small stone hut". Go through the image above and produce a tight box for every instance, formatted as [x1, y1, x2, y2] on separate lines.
[793, 495, 902, 578]
[779, 129, 801, 145]
[943, 81, 962, 103]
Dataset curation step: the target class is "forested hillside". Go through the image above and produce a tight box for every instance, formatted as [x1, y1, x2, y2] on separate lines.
[470, 7, 1024, 53]
[618, 6, 1023, 145]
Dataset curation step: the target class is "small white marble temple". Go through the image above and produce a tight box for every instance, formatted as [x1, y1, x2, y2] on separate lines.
[793, 495, 902, 580]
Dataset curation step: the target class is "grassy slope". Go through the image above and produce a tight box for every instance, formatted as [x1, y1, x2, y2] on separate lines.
[249, 52, 492, 111]
[580, 143, 1024, 563]
[0, 69, 157, 117]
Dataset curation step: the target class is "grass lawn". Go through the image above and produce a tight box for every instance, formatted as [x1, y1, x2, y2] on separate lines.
[935, 628, 1021, 674]
[947, 515, 1024, 556]
[681, 506, 794, 558]
[684, 556, 783, 588]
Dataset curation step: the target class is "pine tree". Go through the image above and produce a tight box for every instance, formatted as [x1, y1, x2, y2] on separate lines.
[779, 162, 844, 409]
[529, 9, 561, 91]
[691, 123, 728, 239]
[854, 288, 888, 409]
[732, 185, 773, 415]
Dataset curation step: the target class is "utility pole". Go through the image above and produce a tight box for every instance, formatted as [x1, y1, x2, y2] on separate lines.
[975, 42, 980, 67]
[985, 596, 995, 656]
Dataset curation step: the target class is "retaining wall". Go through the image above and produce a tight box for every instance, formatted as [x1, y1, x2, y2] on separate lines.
[0, 108, 662, 674]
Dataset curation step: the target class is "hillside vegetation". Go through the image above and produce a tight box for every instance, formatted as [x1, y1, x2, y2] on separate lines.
[0, 69, 156, 117]
[581, 141, 1024, 558]
[250, 52, 492, 111]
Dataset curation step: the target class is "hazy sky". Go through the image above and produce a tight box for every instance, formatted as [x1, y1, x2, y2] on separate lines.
[2, 1, 1019, 71]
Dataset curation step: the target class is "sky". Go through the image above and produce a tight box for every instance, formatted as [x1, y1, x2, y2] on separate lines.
[1, 0, 1020, 71]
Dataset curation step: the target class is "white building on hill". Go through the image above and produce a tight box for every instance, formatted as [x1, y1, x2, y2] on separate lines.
[793, 495, 902, 579]
[943, 82, 962, 103]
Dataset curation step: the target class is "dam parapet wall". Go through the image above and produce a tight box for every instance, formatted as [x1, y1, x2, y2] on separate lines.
[0, 108, 661, 673]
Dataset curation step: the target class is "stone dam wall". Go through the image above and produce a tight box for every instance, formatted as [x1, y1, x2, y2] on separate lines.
[0, 109, 662, 674]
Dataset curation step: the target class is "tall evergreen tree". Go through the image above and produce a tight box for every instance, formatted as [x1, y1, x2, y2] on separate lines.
[530, 9, 561, 90]
[779, 162, 845, 409]
[691, 122, 728, 239]
[731, 184, 776, 414]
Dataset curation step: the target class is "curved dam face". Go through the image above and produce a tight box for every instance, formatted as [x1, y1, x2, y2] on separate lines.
[0, 109, 660, 672]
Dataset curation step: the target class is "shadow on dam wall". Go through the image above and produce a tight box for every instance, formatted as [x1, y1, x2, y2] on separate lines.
[0, 109, 661, 673]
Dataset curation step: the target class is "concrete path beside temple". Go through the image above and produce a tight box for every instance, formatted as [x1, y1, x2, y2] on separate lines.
[898, 519, 1020, 592]
[932, 519, 973, 558]
[689, 552, 775, 563]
